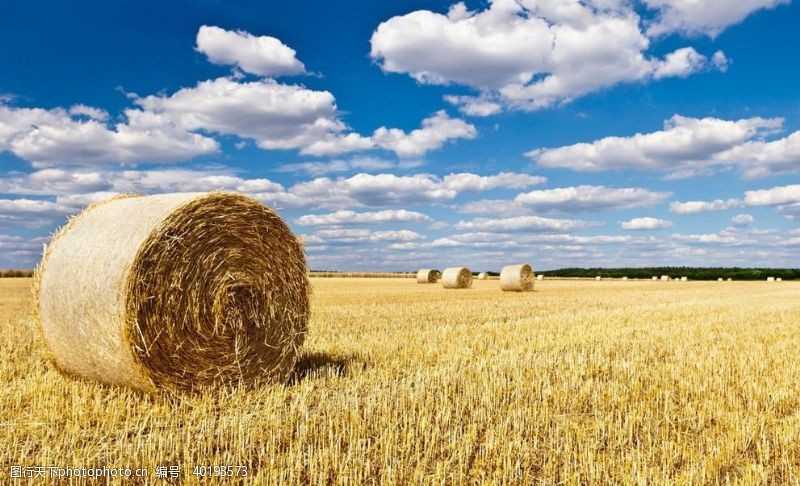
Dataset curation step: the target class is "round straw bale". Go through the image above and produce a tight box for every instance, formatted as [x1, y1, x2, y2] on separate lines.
[500, 264, 534, 292]
[441, 267, 472, 289]
[33, 192, 310, 393]
[536, 274, 544, 281]
[477, 272, 488, 280]
[416, 269, 439, 283]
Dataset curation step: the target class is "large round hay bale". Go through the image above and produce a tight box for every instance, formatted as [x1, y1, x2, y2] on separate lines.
[500, 264, 534, 292]
[441, 267, 472, 289]
[477, 272, 488, 280]
[416, 269, 439, 283]
[33, 192, 310, 393]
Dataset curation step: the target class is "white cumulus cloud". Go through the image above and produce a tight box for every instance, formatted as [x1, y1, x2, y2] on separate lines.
[620, 217, 673, 230]
[643, 0, 791, 37]
[527, 115, 788, 178]
[196, 25, 306, 77]
[670, 199, 743, 214]
[731, 214, 754, 226]
[296, 209, 432, 226]
[370, 0, 722, 113]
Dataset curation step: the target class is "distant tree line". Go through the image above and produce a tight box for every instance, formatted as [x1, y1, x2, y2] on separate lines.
[0, 270, 34, 278]
[538, 267, 799, 280]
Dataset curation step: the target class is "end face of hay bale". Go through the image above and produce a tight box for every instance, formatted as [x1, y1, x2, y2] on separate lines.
[661, 275, 670, 281]
[36, 192, 310, 393]
[442, 267, 472, 289]
[500, 264, 534, 292]
[416, 269, 439, 283]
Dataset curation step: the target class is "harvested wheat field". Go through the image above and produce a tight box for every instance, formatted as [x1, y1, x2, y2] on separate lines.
[2, 277, 800, 483]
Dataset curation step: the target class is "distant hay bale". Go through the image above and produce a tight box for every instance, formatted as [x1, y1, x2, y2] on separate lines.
[727, 278, 733, 281]
[777, 277, 783, 282]
[622, 276, 628, 281]
[718, 278, 724, 281]
[767, 276, 775, 282]
[477, 272, 489, 280]
[652, 276, 658, 280]
[500, 264, 534, 292]
[537, 274, 544, 281]
[596, 276, 602, 281]
[441, 267, 472, 289]
[681, 276, 688, 282]
[416, 269, 439, 283]
[661, 275, 670, 281]
[34, 192, 310, 393]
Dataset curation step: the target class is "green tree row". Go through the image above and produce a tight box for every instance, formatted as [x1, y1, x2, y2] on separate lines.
[0, 270, 34, 278]
[539, 267, 799, 280]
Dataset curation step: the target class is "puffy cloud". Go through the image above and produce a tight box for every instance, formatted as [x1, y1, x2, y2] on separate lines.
[312, 228, 424, 244]
[286, 171, 544, 208]
[371, 110, 476, 157]
[744, 184, 800, 206]
[443, 95, 502, 117]
[0, 198, 68, 227]
[0, 104, 218, 166]
[68, 104, 109, 122]
[370, 0, 720, 113]
[643, 0, 791, 37]
[454, 215, 596, 232]
[2, 28, 476, 167]
[527, 115, 785, 178]
[716, 131, 800, 179]
[296, 209, 432, 226]
[514, 185, 669, 212]
[652, 47, 709, 79]
[0, 168, 544, 215]
[196, 25, 306, 77]
[276, 156, 416, 177]
[670, 198, 742, 214]
[135, 77, 346, 153]
[731, 214, 754, 226]
[136, 80, 475, 158]
[620, 217, 673, 230]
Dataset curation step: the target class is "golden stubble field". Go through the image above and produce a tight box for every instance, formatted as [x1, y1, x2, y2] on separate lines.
[1, 277, 800, 483]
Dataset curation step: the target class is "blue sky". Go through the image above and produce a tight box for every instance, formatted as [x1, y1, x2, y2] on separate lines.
[1, 0, 799, 270]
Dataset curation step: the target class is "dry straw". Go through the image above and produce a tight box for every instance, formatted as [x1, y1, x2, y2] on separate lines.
[478, 272, 489, 280]
[500, 264, 534, 292]
[416, 269, 440, 284]
[33, 192, 310, 394]
[537, 274, 544, 281]
[441, 267, 472, 289]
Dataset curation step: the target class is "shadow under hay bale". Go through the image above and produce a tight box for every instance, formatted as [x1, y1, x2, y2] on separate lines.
[289, 352, 365, 383]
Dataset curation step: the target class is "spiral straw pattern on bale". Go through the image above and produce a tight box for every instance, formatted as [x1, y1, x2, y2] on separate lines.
[33, 192, 310, 393]
[500, 264, 534, 292]
[416, 269, 439, 283]
[441, 267, 472, 289]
